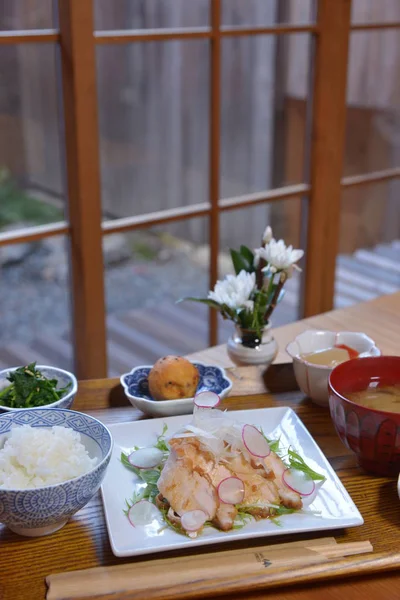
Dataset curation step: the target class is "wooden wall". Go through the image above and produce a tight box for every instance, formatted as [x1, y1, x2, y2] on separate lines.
[0, 0, 398, 252]
[281, 98, 400, 253]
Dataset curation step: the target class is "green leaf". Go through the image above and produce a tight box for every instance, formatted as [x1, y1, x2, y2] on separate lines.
[121, 452, 161, 484]
[256, 289, 269, 314]
[230, 249, 251, 275]
[287, 449, 326, 481]
[239, 245, 255, 269]
[265, 283, 278, 304]
[236, 307, 252, 329]
[155, 423, 169, 452]
[177, 297, 221, 309]
[219, 304, 236, 321]
[0, 363, 69, 408]
[158, 506, 187, 536]
[273, 505, 296, 516]
[267, 438, 281, 455]
[233, 511, 254, 530]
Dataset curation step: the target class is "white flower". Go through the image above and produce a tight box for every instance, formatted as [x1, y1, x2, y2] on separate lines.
[256, 238, 304, 276]
[208, 270, 256, 310]
[262, 225, 273, 244]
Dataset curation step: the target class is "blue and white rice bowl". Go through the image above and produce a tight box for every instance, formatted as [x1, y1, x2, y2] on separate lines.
[0, 408, 112, 537]
[0, 365, 78, 412]
[121, 361, 233, 417]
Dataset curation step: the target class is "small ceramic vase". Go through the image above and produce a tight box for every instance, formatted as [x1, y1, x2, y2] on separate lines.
[227, 323, 278, 367]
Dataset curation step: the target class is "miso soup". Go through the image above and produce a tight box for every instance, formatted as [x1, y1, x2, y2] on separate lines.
[347, 384, 400, 413]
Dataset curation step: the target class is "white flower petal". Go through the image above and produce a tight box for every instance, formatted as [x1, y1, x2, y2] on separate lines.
[290, 249, 304, 263]
[208, 270, 255, 310]
[262, 226, 273, 244]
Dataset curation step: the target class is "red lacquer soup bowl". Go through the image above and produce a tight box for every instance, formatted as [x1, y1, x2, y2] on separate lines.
[329, 356, 400, 476]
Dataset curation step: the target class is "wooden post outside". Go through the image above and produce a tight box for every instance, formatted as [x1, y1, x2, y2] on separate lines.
[58, 0, 108, 378]
[208, 0, 221, 347]
[304, 0, 352, 316]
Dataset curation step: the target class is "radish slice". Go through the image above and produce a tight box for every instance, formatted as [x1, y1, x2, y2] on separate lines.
[128, 500, 162, 527]
[282, 468, 315, 497]
[242, 424, 270, 458]
[217, 477, 245, 504]
[128, 447, 164, 469]
[181, 509, 208, 532]
[301, 480, 324, 506]
[194, 391, 220, 409]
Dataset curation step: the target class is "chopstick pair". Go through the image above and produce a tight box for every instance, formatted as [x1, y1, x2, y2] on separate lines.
[46, 537, 373, 600]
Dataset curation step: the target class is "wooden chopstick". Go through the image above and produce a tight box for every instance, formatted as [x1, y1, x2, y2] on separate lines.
[46, 539, 373, 600]
[314, 541, 373, 559]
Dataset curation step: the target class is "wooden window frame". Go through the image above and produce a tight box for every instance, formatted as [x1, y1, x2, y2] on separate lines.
[0, 0, 399, 378]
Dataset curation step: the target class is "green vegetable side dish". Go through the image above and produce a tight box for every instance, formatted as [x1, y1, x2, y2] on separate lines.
[0, 363, 72, 408]
[121, 424, 326, 537]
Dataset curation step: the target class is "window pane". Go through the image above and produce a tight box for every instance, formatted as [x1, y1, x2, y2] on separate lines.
[351, 0, 400, 24]
[335, 182, 400, 310]
[97, 41, 209, 220]
[104, 218, 210, 376]
[218, 199, 303, 340]
[222, 0, 314, 27]
[0, 44, 65, 231]
[344, 30, 400, 176]
[94, 0, 209, 31]
[0, 238, 73, 371]
[0, 1, 54, 30]
[221, 34, 311, 198]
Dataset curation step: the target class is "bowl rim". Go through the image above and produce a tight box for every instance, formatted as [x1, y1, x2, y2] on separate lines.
[0, 407, 113, 493]
[120, 361, 233, 405]
[328, 355, 400, 419]
[0, 365, 78, 412]
[286, 329, 380, 371]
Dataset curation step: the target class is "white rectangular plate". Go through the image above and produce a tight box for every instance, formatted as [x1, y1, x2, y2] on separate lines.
[101, 407, 363, 557]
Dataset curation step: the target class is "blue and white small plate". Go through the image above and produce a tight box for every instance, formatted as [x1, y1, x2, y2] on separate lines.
[120, 362, 233, 417]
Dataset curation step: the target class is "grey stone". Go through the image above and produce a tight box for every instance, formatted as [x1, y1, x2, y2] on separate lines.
[40, 236, 68, 282]
[0, 223, 35, 266]
[103, 233, 132, 266]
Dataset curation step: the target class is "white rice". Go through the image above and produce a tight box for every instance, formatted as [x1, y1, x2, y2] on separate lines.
[0, 425, 97, 489]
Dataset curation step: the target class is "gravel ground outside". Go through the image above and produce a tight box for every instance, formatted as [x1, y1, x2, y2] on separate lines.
[0, 234, 210, 344]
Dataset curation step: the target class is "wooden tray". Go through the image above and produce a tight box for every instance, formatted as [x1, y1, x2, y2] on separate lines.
[1, 363, 399, 600]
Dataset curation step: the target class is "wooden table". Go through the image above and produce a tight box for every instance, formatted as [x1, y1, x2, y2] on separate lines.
[1, 293, 400, 600]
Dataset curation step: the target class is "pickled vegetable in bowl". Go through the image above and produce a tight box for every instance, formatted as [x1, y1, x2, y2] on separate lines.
[286, 330, 380, 407]
[301, 343, 359, 368]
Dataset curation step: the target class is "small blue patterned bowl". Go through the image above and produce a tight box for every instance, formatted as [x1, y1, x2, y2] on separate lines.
[0, 408, 112, 537]
[0, 365, 78, 412]
[121, 361, 233, 417]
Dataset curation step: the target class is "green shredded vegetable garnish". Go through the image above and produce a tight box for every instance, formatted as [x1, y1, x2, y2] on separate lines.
[286, 448, 326, 481]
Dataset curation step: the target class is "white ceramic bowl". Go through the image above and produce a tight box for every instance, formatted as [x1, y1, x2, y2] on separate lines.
[121, 361, 233, 417]
[0, 408, 113, 537]
[286, 330, 381, 407]
[0, 365, 77, 412]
